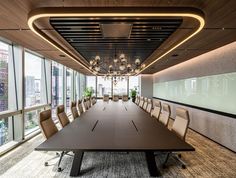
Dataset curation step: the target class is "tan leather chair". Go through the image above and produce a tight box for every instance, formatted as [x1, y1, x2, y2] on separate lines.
[122, 95, 129, 101]
[103, 94, 109, 102]
[39, 109, 65, 172]
[71, 101, 79, 120]
[87, 97, 91, 108]
[113, 95, 119, 101]
[77, 99, 84, 115]
[142, 97, 148, 110]
[56, 105, 70, 128]
[146, 99, 152, 113]
[82, 98, 88, 112]
[163, 107, 190, 169]
[135, 96, 140, 105]
[92, 96, 96, 105]
[151, 101, 161, 119]
[159, 103, 171, 127]
[139, 96, 144, 107]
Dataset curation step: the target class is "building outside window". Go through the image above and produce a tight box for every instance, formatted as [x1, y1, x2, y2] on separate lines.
[113, 77, 128, 95]
[97, 76, 112, 97]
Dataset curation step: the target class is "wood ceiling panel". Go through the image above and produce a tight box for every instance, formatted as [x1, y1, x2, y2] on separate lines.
[0, 0, 235, 74]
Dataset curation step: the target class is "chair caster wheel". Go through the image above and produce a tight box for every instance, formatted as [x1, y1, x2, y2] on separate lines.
[56, 152, 60, 156]
[44, 162, 48, 166]
[57, 167, 62, 172]
[162, 164, 167, 169]
[182, 165, 186, 169]
[178, 154, 182, 158]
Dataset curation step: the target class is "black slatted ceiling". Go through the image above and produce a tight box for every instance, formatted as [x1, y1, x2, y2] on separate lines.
[50, 17, 182, 73]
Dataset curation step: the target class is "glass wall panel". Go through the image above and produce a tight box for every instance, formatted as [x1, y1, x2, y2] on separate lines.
[113, 77, 128, 95]
[129, 76, 140, 96]
[66, 68, 72, 112]
[79, 74, 86, 98]
[24, 108, 43, 135]
[51, 61, 63, 118]
[0, 117, 13, 146]
[24, 52, 45, 107]
[75, 72, 80, 100]
[0, 41, 16, 112]
[86, 76, 96, 96]
[97, 76, 112, 97]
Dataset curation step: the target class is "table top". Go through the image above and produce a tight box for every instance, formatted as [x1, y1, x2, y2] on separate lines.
[36, 100, 194, 152]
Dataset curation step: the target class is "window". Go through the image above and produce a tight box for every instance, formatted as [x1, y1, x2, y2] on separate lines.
[79, 74, 86, 98]
[24, 52, 45, 107]
[66, 68, 72, 112]
[129, 76, 140, 96]
[52, 61, 63, 118]
[97, 76, 112, 97]
[113, 77, 128, 95]
[86, 76, 96, 96]
[0, 117, 13, 146]
[24, 109, 43, 135]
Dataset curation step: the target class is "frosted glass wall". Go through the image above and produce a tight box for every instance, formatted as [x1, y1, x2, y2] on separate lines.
[153, 72, 236, 115]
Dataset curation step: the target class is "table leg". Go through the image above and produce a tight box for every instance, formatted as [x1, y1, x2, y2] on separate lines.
[70, 150, 84, 177]
[145, 151, 161, 177]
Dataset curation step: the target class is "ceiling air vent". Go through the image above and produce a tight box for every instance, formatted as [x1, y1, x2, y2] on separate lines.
[100, 23, 132, 38]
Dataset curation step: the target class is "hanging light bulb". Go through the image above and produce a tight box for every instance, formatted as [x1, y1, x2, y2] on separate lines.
[135, 58, 141, 65]
[95, 66, 100, 72]
[119, 64, 126, 71]
[141, 63, 146, 68]
[127, 64, 131, 68]
[135, 68, 140, 73]
[90, 60, 94, 65]
[120, 53, 125, 59]
[95, 55, 100, 61]
[113, 58, 118, 63]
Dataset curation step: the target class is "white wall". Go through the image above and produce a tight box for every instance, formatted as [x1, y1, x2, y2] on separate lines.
[153, 41, 236, 152]
[139, 75, 153, 98]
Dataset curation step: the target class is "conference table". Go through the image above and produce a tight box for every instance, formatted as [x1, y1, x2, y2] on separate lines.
[36, 100, 194, 177]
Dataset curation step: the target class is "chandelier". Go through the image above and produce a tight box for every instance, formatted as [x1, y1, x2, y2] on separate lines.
[89, 49, 146, 76]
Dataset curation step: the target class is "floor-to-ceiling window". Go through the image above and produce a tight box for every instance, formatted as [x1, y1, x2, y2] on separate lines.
[97, 76, 112, 97]
[24, 52, 48, 135]
[113, 77, 128, 95]
[51, 61, 63, 118]
[66, 68, 72, 112]
[86, 76, 96, 96]
[129, 76, 140, 96]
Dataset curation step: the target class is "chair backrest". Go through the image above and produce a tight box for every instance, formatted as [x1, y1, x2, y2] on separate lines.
[172, 108, 190, 140]
[103, 94, 109, 101]
[159, 103, 171, 127]
[77, 99, 84, 115]
[146, 99, 152, 113]
[71, 101, 79, 120]
[122, 95, 128, 101]
[56, 105, 70, 128]
[135, 95, 139, 105]
[151, 101, 161, 119]
[139, 97, 144, 107]
[142, 97, 148, 110]
[92, 96, 96, 105]
[82, 98, 88, 111]
[39, 109, 58, 139]
[86, 97, 91, 108]
[113, 95, 119, 101]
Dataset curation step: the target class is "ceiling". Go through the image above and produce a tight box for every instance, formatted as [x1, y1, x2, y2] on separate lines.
[0, 0, 236, 75]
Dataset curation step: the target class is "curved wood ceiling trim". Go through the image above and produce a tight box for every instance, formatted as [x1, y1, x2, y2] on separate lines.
[27, 7, 205, 76]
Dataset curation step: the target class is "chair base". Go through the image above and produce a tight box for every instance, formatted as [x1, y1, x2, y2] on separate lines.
[163, 152, 187, 169]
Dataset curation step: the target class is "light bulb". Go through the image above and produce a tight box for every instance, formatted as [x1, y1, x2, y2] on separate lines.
[135, 58, 140, 65]
[119, 64, 125, 71]
[90, 60, 94, 65]
[141, 63, 146, 68]
[120, 53, 125, 59]
[95, 55, 100, 61]
[95, 66, 100, 71]
[135, 68, 140, 73]
[113, 58, 118, 63]
[127, 64, 131, 68]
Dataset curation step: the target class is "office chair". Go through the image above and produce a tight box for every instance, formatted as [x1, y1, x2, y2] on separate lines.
[113, 95, 119, 101]
[139, 96, 144, 107]
[87, 97, 91, 108]
[91, 96, 96, 105]
[163, 107, 190, 169]
[146, 99, 152, 113]
[103, 94, 109, 102]
[142, 97, 148, 110]
[122, 95, 129, 101]
[135, 96, 139, 105]
[82, 98, 88, 112]
[151, 101, 161, 119]
[77, 99, 84, 116]
[71, 101, 79, 120]
[56, 105, 70, 128]
[39, 109, 67, 172]
[159, 103, 171, 127]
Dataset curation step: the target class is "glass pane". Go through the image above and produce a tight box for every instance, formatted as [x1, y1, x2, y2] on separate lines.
[0, 117, 12, 146]
[86, 76, 96, 95]
[24, 52, 44, 107]
[52, 62, 63, 119]
[66, 68, 72, 112]
[79, 74, 86, 98]
[113, 77, 128, 95]
[75, 72, 80, 100]
[24, 109, 42, 135]
[129, 76, 140, 96]
[0, 41, 10, 112]
[97, 76, 112, 97]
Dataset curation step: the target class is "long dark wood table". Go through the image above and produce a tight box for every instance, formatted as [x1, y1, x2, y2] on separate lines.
[36, 100, 194, 177]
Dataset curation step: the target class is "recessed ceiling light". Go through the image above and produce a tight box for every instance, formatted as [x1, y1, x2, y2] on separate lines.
[147, 39, 151, 41]
[172, 54, 179, 57]
[59, 54, 66, 57]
